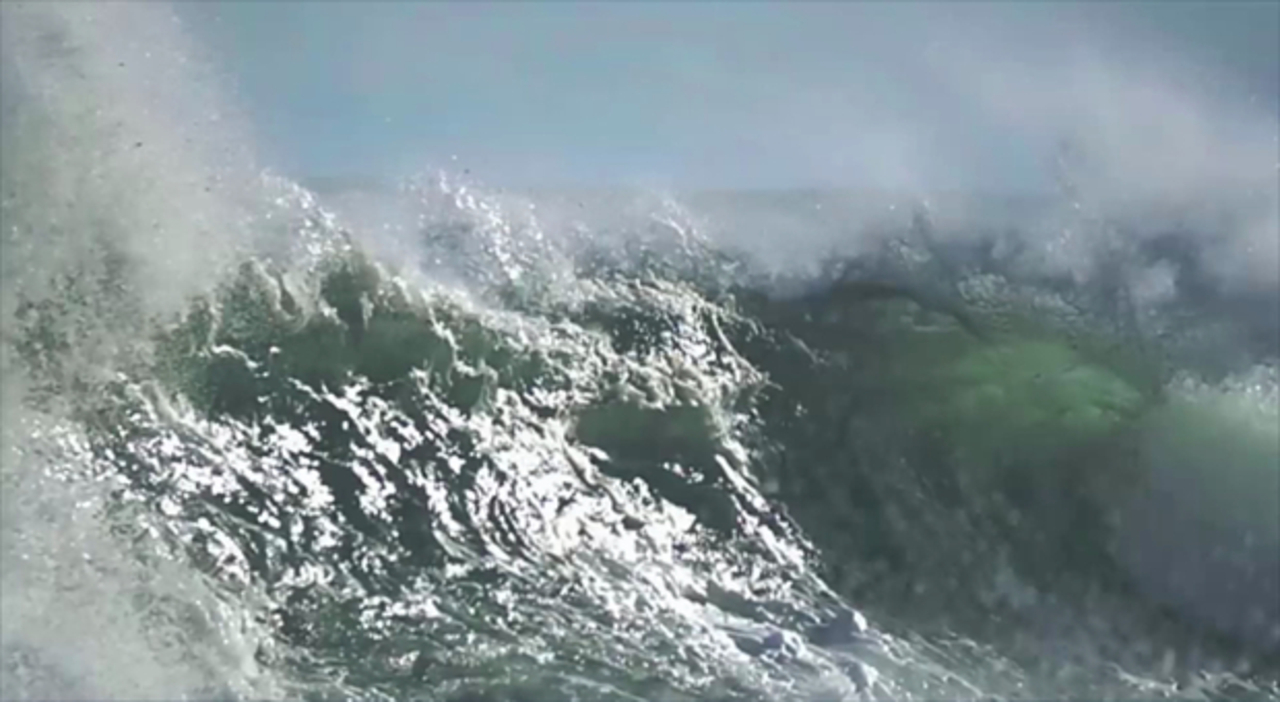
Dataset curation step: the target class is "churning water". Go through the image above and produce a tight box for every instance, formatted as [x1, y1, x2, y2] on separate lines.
[1, 3, 1277, 700]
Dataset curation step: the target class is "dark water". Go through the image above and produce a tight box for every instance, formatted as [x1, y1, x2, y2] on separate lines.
[2, 3, 1278, 701]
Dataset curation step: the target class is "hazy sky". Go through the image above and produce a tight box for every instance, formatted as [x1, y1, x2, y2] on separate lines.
[183, 2, 1279, 192]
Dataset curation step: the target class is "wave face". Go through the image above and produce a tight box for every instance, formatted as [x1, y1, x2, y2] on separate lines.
[2, 3, 1278, 701]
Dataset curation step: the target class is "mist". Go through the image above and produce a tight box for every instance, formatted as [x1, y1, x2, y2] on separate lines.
[5, 1, 1275, 306]
[181, 2, 1277, 294]
[0, 1, 269, 325]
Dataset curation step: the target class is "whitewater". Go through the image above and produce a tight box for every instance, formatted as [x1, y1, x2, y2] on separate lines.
[1, 3, 1277, 701]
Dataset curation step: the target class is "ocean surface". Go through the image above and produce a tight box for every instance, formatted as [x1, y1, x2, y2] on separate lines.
[2, 3, 1278, 701]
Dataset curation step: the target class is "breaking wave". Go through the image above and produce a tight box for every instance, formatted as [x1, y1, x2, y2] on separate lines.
[2, 3, 1277, 701]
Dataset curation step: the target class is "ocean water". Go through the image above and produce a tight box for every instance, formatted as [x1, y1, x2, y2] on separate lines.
[2, 3, 1278, 701]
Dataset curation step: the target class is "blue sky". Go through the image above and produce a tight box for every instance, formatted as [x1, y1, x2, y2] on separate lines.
[183, 2, 1279, 192]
